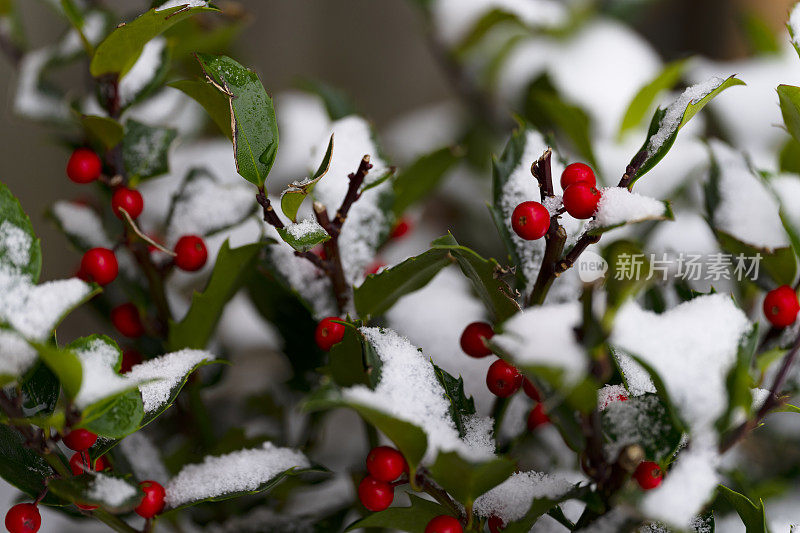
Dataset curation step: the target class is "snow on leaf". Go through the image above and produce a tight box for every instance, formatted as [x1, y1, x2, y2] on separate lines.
[277, 219, 330, 253]
[72, 336, 141, 409]
[126, 349, 216, 414]
[118, 37, 167, 107]
[585, 187, 672, 235]
[472, 471, 575, 523]
[164, 441, 312, 508]
[789, 2, 800, 59]
[50, 201, 114, 250]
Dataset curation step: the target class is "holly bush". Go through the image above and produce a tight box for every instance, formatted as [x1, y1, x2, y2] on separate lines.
[2, 1, 800, 532]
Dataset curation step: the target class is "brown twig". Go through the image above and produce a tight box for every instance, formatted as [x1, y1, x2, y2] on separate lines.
[330, 155, 371, 236]
[415, 467, 464, 523]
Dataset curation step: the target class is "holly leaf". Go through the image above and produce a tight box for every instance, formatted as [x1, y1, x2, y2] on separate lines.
[601, 393, 683, 463]
[503, 487, 585, 533]
[19, 362, 59, 417]
[0, 424, 56, 500]
[169, 78, 233, 140]
[48, 472, 142, 513]
[280, 134, 333, 223]
[0, 182, 42, 280]
[90, 4, 219, 78]
[717, 324, 759, 434]
[717, 485, 768, 533]
[344, 494, 452, 533]
[276, 222, 330, 253]
[778, 84, 800, 145]
[195, 53, 279, 188]
[628, 75, 745, 186]
[81, 389, 145, 439]
[168, 240, 266, 350]
[29, 342, 83, 399]
[322, 323, 380, 388]
[432, 364, 475, 438]
[122, 120, 177, 183]
[391, 146, 461, 216]
[428, 452, 515, 510]
[619, 59, 689, 138]
[80, 115, 124, 150]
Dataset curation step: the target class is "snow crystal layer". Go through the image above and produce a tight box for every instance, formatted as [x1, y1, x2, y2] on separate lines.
[119, 432, 170, 484]
[156, 0, 208, 10]
[473, 471, 574, 522]
[586, 187, 666, 230]
[126, 349, 215, 413]
[164, 442, 310, 508]
[119, 38, 166, 106]
[709, 141, 789, 250]
[285, 218, 326, 240]
[74, 338, 139, 409]
[86, 473, 138, 507]
[343, 327, 496, 462]
[51, 201, 113, 248]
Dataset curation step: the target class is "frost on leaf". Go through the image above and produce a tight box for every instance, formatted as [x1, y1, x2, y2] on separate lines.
[342, 327, 495, 463]
[585, 187, 670, 234]
[126, 349, 216, 414]
[85, 473, 139, 508]
[164, 441, 311, 508]
[472, 471, 575, 523]
[73, 337, 140, 409]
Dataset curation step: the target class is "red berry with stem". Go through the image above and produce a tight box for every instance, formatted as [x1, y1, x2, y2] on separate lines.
[366, 446, 407, 482]
[173, 235, 208, 272]
[527, 403, 550, 431]
[633, 461, 663, 490]
[111, 303, 145, 338]
[488, 515, 506, 533]
[358, 476, 393, 512]
[120, 349, 143, 374]
[69, 452, 108, 475]
[80, 248, 118, 286]
[460, 322, 494, 358]
[511, 201, 550, 241]
[522, 378, 541, 401]
[390, 217, 411, 239]
[111, 187, 144, 220]
[315, 317, 345, 351]
[63, 429, 97, 451]
[5, 503, 41, 533]
[560, 162, 596, 190]
[66, 148, 102, 184]
[424, 515, 463, 533]
[563, 183, 602, 219]
[763, 285, 800, 328]
[135, 481, 166, 518]
[486, 359, 522, 398]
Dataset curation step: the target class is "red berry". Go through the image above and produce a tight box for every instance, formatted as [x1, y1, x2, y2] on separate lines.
[366, 261, 385, 275]
[424, 515, 462, 533]
[76, 503, 98, 511]
[633, 461, 663, 490]
[63, 429, 97, 451]
[111, 303, 145, 338]
[486, 359, 522, 398]
[358, 476, 393, 512]
[366, 446, 407, 482]
[560, 162, 596, 190]
[5, 503, 41, 533]
[315, 317, 345, 351]
[173, 235, 208, 272]
[390, 218, 412, 239]
[511, 201, 550, 241]
[120, 349, 143, 374]
[488, 515, 505, 533]
[69, 452, 108, 476]
[135, 480, 166, 518]
[111, 187, 144, 220]
[312, 245, 327, 260]
[80, 248, 118, 286]
[527, 403, 550, 431]
[763, 285, 800, 328]
[562, 184, 602, 219]
[460, 322, 494, 358]
[66, 148, 102, 184]
[522, 378, 541, 401]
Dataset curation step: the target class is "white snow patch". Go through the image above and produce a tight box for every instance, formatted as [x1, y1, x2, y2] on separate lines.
[51, 201, 113, 248]
[285, 219, 326, 240]
[119, 432, 170, 484]
[156, 0, 208, 10]
[126, 349, 215, 413]
[343, 327, 496, 462]
[74, 338, 139, 409]
[86, 473, 138, 507]
[790, 3, 800, 51]
[586, 187, 666, 230]
[0, 330, 38, 379]
[164, 441, 310, 508]
[119, 38, 166, 107]
[473, 471, 574, 522]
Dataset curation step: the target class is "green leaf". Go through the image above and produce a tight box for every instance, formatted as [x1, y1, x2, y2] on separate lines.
[80, 114, 124, 150]
[169, 78, 233, 140]
[0, 182, 42, 280]
[619, 59, 688, 138]
[323, 323, 379, 388]
[30, 342, 82, 399]
[431, 234, 521, 322]
[629, 76, 745, 186]
[392, 147, 461, 216]
[717, 324, 759, 433]
[602, 241, 653, 316]
[276, 224, 330, 253]
[741, 11, 781, 55]
[280, 134, 333, 222]
[304, 388, 428, 472]
[195, 53, 279, 188]
[779, 137, 800, 174]
[713, 229, 797, 287]
[601, 393, 683, 463]
[453, 8, 525, 57]
[353, 246, 453, 318]
[344, 494, 450, 533]
[90, 4, 219, 78]
[432, 364, 475, 438]
[428, 452, 515, 509]
[0, 424, 55, 499]
[503, 485, 585, 533]
[81, 389, 144, 439]
[19, 362, 59, 416]
[122, 120, 177, 183]
[717, 485, 768, 533]
[168, 240, 266, 350]
[779, 85, 800, 145]
[48, 472, 142, 513]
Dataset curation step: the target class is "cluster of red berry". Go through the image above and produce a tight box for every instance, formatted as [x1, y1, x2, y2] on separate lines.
[356, 446, 463, 532]
[4, 429, 165, 533]
[511, 163, 601, 241]
[67, 148, 209, 340]
[460, 322, 550, 432]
